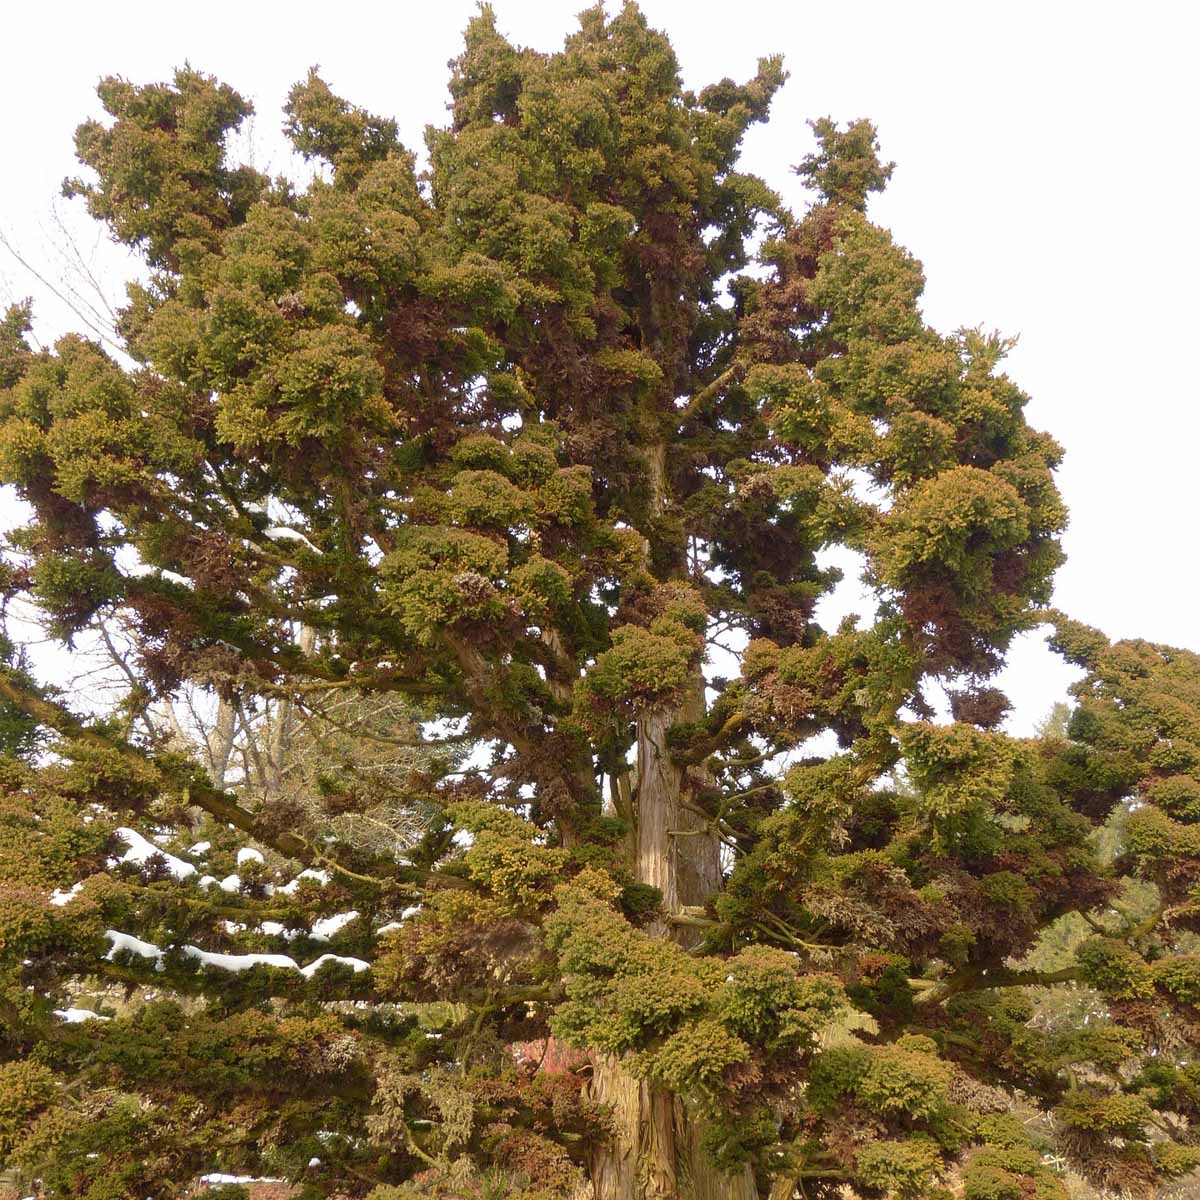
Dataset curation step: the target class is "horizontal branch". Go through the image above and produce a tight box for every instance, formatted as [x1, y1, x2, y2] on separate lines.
[914, 964, 1083, 1008]
[0, 672, 472, 896]
[666, 907, 720, 929]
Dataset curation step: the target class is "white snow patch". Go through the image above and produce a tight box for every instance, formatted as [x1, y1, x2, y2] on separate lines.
[218, 874, 242, 893]
[183, 945, 299, 972]
[105, 930, 164, 965]
[236, 847, 265, 866]
[104, 929, 368, 981]
[310, 910, 359, 941]
[299, 953, 370, 978]
[124, 562, 195, 589]
[198, 875, 218, 890]
[264, 526, 322, 554]
[199, 1176, 284, 1186]
[114, 828, 196, 879]
[49, 882, 83, 906]
[257, 911, 358, 942]
[53, 1008, 109, 1023]
[278, 868, 330, 895]
[189, 841, 211, 855]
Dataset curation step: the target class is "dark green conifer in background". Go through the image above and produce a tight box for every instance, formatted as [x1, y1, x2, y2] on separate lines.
[0, 6, 1198, 1198]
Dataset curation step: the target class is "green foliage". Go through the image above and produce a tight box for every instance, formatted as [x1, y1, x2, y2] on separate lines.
[548, 872, 842, 1114]
[902, 722, 1012, 810]
[0, 1059, 57, 1157]
[809, 1037, 952, 1127]
[854, 1137, 942, 1199]
[960, 1143, 1067, 1200]
[856, 1038, 953, 1120]
[450, 801, 568, 912]
[1058, 1088, 1153, 1141]
[66, 68, 265, 271]
[796, 117, 894, 210]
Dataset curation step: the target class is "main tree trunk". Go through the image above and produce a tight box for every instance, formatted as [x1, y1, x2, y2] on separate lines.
[587, 682, 757, 1200]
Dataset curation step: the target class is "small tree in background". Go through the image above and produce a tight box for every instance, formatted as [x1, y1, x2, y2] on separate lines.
[0, 5, 1198, 1198]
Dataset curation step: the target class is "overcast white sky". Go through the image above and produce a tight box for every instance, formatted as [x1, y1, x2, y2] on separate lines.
[1, 0, 1197, 733]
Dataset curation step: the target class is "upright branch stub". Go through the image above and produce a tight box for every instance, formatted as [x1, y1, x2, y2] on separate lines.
[795, 116, 894, 210]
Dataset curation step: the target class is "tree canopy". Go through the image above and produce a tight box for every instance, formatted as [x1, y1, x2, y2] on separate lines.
[1, 5, 1198, 1199]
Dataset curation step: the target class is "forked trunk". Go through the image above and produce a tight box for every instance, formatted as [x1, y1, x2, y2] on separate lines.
[636, 687, 722, 939]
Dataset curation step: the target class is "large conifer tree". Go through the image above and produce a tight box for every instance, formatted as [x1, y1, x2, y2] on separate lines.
[1, 6, 1199, 1198]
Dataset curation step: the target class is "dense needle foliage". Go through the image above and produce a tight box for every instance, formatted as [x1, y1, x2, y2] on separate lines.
[0, 6, 1198, 1199]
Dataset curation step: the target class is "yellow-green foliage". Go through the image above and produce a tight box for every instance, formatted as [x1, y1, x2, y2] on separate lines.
[857, 1037, 953, 1119]
[449, 801, 568, 913]
[808, 1036, 952, 1124]
[1076, 938, 1155, 1000]
[547, 870, 843, 1110]
[0, 1059, 58, 1156]
[382, 526, 509, 640]
[1058, 1088, 1154, 1141]
[901, 721, 1014, 824]
[574, 584, 707, 736]
[854, 1137, 943, 1199]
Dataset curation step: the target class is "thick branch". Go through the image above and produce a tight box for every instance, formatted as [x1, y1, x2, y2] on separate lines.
[671, 711, 747, 765]
[914, 964, 1083, 1009]
[677, 363, 746, 423]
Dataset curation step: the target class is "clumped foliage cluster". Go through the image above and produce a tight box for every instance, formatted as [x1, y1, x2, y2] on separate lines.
[0, 5, 1197, 1199]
